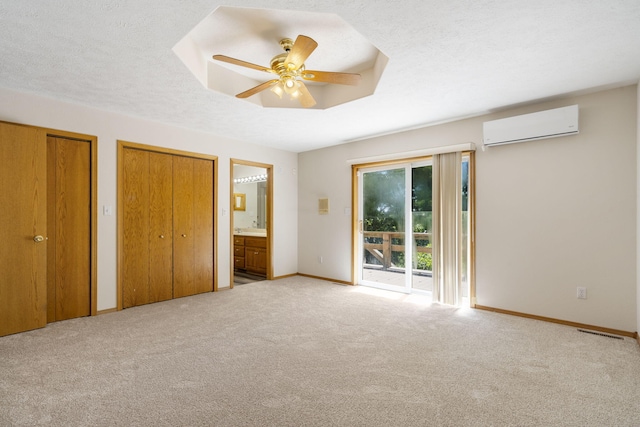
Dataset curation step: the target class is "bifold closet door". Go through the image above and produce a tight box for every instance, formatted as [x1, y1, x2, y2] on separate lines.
[123, 149, 174, 307]
[148, 152, 173, 303]
[173, 156, 214, 298]
[122, 149, 151, 308]
[122, 149, 213, 307]
[192, 158, 214, 294]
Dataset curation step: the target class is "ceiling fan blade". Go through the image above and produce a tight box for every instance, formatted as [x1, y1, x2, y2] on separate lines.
[212, 55, 272, 73]
[296, 81, 317, 108]
[302, 70, 361, 85]
[236, 79, 279, 98]
[284, 35, 318, 71]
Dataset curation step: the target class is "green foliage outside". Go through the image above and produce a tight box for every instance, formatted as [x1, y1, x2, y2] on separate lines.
[363, 167, 433, 272]
[411, 213, 432, 271]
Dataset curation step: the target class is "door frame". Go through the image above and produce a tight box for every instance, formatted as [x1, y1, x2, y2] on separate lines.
[117, 140, 219, 310]
[230, 159, 274, 288]
[351, 152, 476, 305]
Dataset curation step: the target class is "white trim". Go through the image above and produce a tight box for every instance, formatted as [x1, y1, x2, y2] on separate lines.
[346, 143, 475, 165]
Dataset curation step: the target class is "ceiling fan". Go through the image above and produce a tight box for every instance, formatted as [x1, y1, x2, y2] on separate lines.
[212, 35, 361, 108]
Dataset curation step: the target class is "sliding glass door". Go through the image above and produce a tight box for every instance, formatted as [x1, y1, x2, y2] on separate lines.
[359, 165, 408, 291]
[356, 153, 472, 305]
[410, 164, 434, 293]
[358, 161, 433, 293]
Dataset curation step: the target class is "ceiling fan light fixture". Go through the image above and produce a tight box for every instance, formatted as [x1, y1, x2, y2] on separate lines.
[287, 88, 301, 100]
[283, 77, 299, 96]
[270, 83, 284, 98]
[270, 76, 302, 101]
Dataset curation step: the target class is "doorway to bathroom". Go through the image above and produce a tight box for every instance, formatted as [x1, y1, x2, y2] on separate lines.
[231, 159, 273, 287]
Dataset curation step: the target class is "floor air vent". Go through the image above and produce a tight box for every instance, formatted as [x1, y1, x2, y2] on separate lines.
[577, 329, 624, 340]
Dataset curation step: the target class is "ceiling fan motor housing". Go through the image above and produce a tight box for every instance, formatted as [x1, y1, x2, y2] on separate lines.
[270, 53, 304, 77]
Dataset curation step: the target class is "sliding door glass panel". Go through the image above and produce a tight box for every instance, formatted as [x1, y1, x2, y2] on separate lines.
[460, 155, 470, 304]
[411, 164, 433, 293]
[361, 167, 406, 290]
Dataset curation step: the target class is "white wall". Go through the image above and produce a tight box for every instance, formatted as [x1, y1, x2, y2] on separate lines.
[0, 87, 298, 311]
[298, 143, 355, 280]
[299, 85, 638, 333]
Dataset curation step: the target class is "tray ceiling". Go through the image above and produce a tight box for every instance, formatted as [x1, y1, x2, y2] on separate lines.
[173, 6, 388, 109]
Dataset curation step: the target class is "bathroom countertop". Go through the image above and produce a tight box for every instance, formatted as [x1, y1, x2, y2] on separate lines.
[234, 231, 267, 237]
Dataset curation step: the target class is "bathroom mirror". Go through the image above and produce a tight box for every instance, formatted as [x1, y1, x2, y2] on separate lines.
[232, 165, 267, 229]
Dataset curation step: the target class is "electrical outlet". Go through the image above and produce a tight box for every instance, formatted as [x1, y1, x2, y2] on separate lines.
[577, 287, 587, 299]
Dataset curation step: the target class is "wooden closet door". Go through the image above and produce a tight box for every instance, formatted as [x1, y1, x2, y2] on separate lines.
[192, 158, 214, 294]
[0, 123, 47, 337]
[46, 136, 91, 321]
[148, 152, 173, 302]
[122, 149, 150, 308]
[172, 156, 195, 298]
[173, 156, 214, 298]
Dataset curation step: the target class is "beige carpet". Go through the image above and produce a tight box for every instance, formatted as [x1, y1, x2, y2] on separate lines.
[1, 276, 639, 426]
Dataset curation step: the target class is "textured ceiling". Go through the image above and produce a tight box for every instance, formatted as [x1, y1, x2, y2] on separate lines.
[1, 1, 639, 153]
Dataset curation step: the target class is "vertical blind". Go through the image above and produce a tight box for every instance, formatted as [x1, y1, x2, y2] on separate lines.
[432, 152, 463, 306]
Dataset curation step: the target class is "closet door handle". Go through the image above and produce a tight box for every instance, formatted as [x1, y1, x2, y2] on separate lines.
[159, 235, 165, 239]
[181, 234, 187, 238]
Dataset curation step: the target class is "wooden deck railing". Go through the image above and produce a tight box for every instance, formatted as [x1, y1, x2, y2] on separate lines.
[363, 231, 432, 270]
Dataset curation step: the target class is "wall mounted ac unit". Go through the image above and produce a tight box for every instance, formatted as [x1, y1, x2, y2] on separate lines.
[482, 104, 579, 147]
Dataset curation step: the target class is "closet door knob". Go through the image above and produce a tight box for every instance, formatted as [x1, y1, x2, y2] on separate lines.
[33, 235, 45, 243]
[159, 235, 165, 239]
[181, 234, 187, 238]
